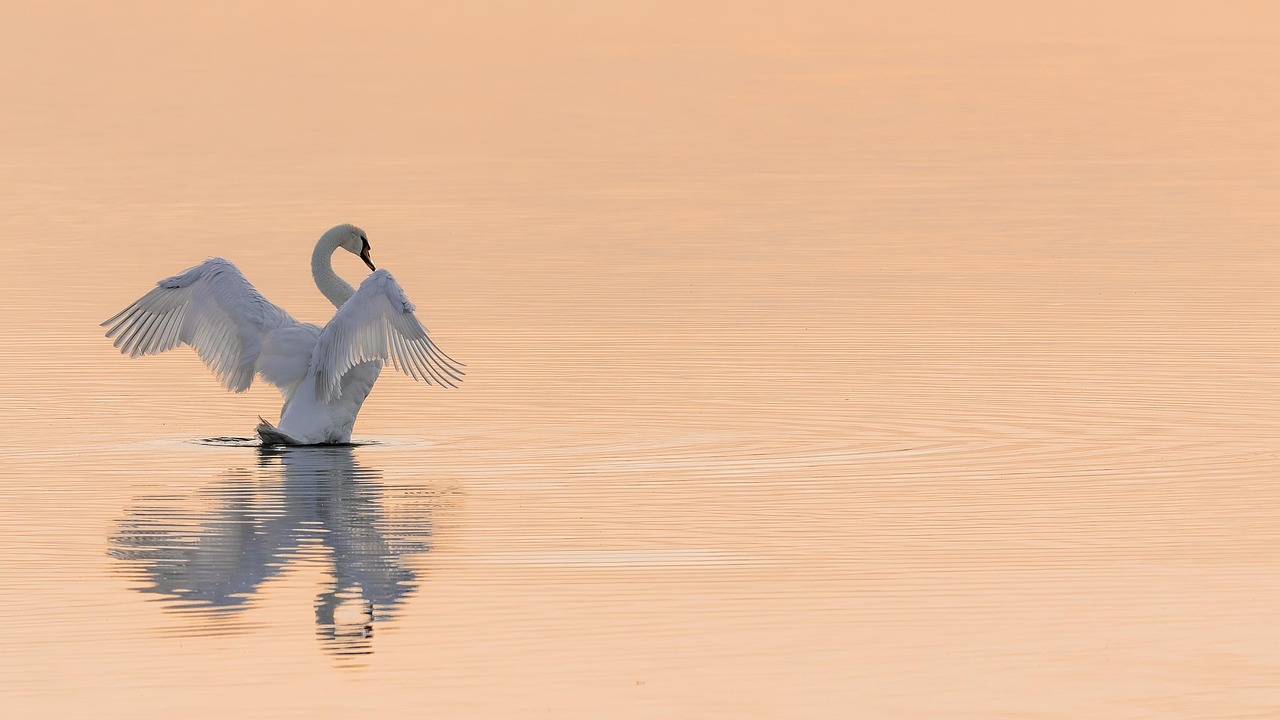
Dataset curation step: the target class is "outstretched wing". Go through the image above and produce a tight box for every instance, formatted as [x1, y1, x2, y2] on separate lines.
[102, 258, 299, 393]
[313, 268, 464, 401]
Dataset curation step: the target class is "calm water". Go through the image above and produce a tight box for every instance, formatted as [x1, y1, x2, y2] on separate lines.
[3, 3, 1280, 718]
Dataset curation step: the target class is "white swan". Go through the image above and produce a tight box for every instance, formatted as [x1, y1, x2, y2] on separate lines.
[102, 224, 463, 444]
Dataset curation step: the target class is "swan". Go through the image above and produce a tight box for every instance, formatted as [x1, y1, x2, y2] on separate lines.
[101, 224, 463, 444]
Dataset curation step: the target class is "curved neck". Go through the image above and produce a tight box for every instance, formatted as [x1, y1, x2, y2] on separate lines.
[312, 237, 356, 308]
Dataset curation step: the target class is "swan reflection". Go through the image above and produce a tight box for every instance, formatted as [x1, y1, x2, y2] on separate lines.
[110, 445, 435, 659]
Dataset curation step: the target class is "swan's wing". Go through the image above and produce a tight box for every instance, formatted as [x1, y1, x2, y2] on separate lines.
[102, 258, 297, 393]
[313, 269, 464, 401]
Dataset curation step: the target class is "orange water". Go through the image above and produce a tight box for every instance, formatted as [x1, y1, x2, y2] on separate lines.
[3, 3, 1280, 717]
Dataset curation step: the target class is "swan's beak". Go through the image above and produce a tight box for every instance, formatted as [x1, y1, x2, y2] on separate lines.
[360, 243, 376, 271]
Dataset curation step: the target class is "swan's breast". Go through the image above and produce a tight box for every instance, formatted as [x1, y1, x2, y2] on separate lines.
[257, 323, 323, 398]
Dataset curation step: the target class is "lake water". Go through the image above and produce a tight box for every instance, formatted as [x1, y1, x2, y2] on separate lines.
[3, 3, 1280, 718]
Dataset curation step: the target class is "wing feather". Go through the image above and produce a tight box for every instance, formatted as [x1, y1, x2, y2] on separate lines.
[102, 258, 298, 393]
[313, 269, 463, 401]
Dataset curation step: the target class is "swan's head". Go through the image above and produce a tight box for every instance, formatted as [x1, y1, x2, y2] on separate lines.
[324, 224, 376, 271]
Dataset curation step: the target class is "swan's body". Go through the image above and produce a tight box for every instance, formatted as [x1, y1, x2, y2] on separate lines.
[102, 225, 462, 444]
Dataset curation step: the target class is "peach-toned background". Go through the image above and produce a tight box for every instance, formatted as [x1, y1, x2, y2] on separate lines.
[2, 2, 1279, 718]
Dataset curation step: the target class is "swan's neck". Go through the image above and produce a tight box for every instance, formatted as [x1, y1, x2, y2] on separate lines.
[312, 238, 355, 308]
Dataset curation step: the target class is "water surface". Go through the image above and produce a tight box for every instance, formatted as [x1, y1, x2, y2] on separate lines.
[2, 3, 1280, 718]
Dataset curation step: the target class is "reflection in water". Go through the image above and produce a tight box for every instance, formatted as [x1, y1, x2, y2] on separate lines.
[110, 446, 434, 660]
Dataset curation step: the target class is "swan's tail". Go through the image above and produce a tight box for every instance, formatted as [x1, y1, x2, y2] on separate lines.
[256, 416, 301, 446]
